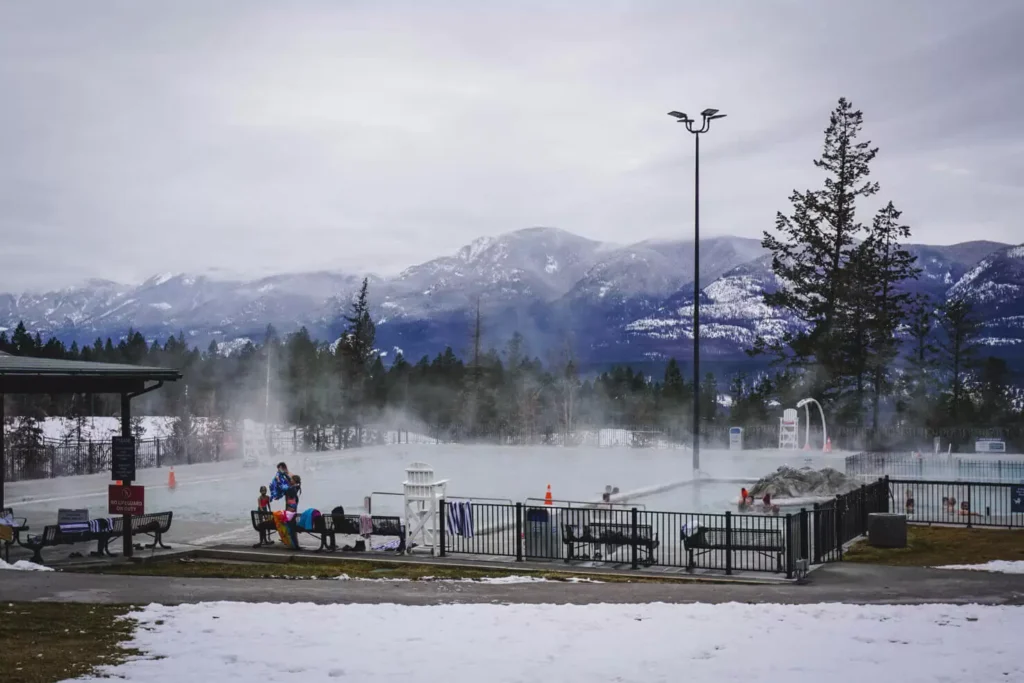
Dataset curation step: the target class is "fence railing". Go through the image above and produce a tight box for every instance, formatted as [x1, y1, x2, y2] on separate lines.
[2, 435, 234, 482]
[888, 479, 1024, 529]
[434, 480, 891, 576]
[847, 452, 1024, 483]
[811, 479, 890, 562]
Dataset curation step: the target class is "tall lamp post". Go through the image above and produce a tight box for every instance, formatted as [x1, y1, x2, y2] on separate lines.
[668, 108, 726, 473]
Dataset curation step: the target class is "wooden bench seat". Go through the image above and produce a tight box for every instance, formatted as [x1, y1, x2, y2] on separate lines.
[250, 510, 404, 552]
[682, 526, 784, 571]
[562, 522, 659, 565]
[17, 511, 173, 564]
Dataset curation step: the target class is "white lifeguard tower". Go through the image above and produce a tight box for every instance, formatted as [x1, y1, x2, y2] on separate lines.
[403, 462, 448, 556]
[779, 408, 799, 450]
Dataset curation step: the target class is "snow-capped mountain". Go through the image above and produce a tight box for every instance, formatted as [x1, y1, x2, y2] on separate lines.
[623, 254, 798, 358]
[0, 229, 1020, 365]
[948, 244, 1024, 349]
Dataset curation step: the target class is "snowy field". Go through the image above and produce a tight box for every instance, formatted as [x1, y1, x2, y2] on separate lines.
[69, 601, 1024, 682]
[3, 443, 851, 548]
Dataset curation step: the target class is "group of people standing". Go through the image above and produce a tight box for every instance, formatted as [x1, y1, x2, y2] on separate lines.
[258, 461, 302, 514]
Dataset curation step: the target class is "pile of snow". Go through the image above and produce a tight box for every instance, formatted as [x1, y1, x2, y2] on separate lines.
[73, 602, 1023, 681]
[330, 574, 557, 584]
[935, 561, 1024, 574]
[0, 558, 53, 571]
[750, 466, 856, 499]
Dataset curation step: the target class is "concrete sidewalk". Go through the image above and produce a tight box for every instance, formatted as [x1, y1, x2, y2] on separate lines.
[1, 563, 1022, 606]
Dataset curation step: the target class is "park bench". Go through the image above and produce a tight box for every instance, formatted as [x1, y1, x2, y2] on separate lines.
[682, 525, 785, 572]
[127, 512, 174, 551]
[250, 510, 405, 552]
[562, 522, 659, 566]
[1, 507, 29, 561]
[18, 511, 173, 564]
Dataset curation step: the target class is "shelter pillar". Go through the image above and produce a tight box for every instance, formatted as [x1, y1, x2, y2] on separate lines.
[121, 393, 133, 557]
[0, 394, 5, 510]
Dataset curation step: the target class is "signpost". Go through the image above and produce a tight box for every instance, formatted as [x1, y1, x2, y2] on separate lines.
[111, 436, 136, 482]
[1012, 485, 1024, 515]
[108, 485, 145, 515]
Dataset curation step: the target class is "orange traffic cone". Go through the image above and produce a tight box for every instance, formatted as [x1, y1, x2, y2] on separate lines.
[823, 438, 832, 454]
[544, 484, 553, 506]
[168, 467, 176, 490]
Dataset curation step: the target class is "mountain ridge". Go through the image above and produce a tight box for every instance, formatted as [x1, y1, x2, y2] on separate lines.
[1, 228, 1020, 364]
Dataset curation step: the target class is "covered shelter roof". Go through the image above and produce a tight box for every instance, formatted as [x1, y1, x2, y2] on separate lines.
[0, 350, 182, 394]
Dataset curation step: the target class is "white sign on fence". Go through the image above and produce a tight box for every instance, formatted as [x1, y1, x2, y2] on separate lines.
[729, 426, 744, 451]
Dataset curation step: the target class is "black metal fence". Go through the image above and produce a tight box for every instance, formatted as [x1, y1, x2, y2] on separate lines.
[435, 480, 892, 576]
[437, 500, 823, 577]
[810, 479, 891, 562]
[847, 452, 1024, 482]
[2, 435, 231, 482]
[888, 479, 1024, 529]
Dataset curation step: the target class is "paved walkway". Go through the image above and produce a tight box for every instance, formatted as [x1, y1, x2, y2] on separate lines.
[2, 563, 1022, 606]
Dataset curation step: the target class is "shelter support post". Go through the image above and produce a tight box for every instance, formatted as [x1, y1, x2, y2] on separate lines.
[0, 394, 5, 510]
[121, 393, 133, 558]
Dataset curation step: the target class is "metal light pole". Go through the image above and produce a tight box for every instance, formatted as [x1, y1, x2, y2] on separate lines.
[667, 108, 726, 473]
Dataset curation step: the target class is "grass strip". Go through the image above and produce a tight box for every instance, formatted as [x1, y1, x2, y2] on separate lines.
[845, 524, 1024, 567]
[0, 602, 139, 683]
[84, 556, 682, 583]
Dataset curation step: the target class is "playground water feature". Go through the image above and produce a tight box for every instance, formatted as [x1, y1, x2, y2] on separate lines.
[3, 443, 853, 546]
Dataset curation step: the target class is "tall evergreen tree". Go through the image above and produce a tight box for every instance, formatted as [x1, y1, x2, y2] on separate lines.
[897, 295, 938, 424]
[936, 295, 981, 423]
[861, 201, 920, 428]
[755, 97, 880, 400]
[337, 278, 377, 445]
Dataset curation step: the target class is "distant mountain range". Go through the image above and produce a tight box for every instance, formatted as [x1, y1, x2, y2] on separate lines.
[1, 228, 1021, 367]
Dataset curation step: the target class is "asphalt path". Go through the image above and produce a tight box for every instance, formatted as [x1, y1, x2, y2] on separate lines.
[2, 563, 1022, 606]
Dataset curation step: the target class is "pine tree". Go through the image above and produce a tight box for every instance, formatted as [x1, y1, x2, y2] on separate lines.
[936, 295, 981, 423]
[337, 278, 376, 445]
[977, 356, 1013, 424]
[860, 201, 920, 428]
[756, 97, 880, 400]
[898, 296, 938, 424]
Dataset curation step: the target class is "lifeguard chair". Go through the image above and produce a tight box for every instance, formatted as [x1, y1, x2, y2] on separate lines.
[403, 462, 448, 556]
[779, 408, 799, 450]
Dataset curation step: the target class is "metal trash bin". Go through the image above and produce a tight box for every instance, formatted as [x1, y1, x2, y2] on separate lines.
[524, 507, 562, 559]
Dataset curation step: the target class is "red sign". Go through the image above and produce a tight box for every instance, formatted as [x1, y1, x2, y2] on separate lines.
[108, 485, 145, 515]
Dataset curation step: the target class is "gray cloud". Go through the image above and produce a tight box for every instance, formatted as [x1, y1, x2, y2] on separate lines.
[1, 0, 1022, 291]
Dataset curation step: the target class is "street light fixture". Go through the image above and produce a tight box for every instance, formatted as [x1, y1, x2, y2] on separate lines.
[667, 107, 726, 473]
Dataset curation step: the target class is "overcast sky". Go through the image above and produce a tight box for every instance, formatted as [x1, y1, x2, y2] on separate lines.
[1, 0, 1022, 291]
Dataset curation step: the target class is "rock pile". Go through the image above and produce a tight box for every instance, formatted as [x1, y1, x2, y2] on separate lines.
[749, 466, 857, 499]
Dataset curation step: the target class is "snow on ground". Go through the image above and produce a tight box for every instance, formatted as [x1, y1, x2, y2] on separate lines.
[330, 575, 552, 583]
[72, 602, 1023, 682]
[0, 558, 53, 571]
[936, 561, 1024, 574]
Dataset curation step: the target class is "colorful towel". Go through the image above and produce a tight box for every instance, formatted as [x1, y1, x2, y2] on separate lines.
[269, 472, 291, 501]
[297, 508, 321, 531]
[273, 510, 299, 549]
